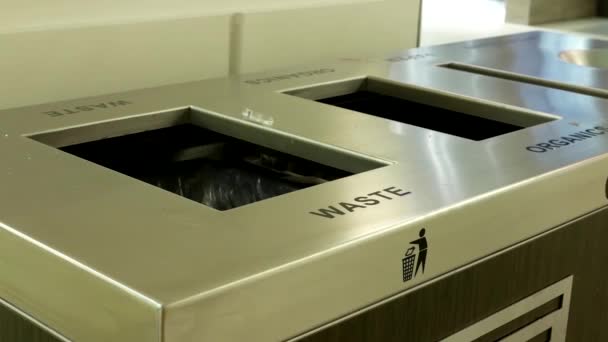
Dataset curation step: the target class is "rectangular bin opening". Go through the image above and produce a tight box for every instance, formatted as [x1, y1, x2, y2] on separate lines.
[30, 109, 383, 211]
[284, 78, 556, 141]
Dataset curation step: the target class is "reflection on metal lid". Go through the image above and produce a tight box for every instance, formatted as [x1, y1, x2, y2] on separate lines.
[559, 49, 608, 69]
[242, 108, 275, 126]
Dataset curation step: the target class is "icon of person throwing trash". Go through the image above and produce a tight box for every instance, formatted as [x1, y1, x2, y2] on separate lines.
[410, 228, 428, 276]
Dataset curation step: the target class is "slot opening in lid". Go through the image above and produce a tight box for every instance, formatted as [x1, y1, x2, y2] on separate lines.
[284, 77, 557, 141]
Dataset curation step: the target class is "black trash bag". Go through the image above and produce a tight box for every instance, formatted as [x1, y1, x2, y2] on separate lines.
[61, 125, 347, 211]
[140, 156, 308, 211]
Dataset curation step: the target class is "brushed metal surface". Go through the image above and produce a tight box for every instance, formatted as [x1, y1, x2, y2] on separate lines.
[0, 298, 65, 342]
[298, 206, 608, 342]
[560, 49, 608, 69]
[404, 31, 608, 94]
[0, 31, 607, 341]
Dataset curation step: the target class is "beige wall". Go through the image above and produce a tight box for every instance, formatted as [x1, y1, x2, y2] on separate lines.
[0, 0, 375, 33]
[0, 0, 420, 110]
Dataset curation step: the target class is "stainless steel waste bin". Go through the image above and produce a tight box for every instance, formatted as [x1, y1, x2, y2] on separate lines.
[1, 31, 607, 342]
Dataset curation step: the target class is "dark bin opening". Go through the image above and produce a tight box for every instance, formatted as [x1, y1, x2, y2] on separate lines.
[284, 78, 556, 141]
[59, 124, 353, 211]
[317, 90, 521, 141]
